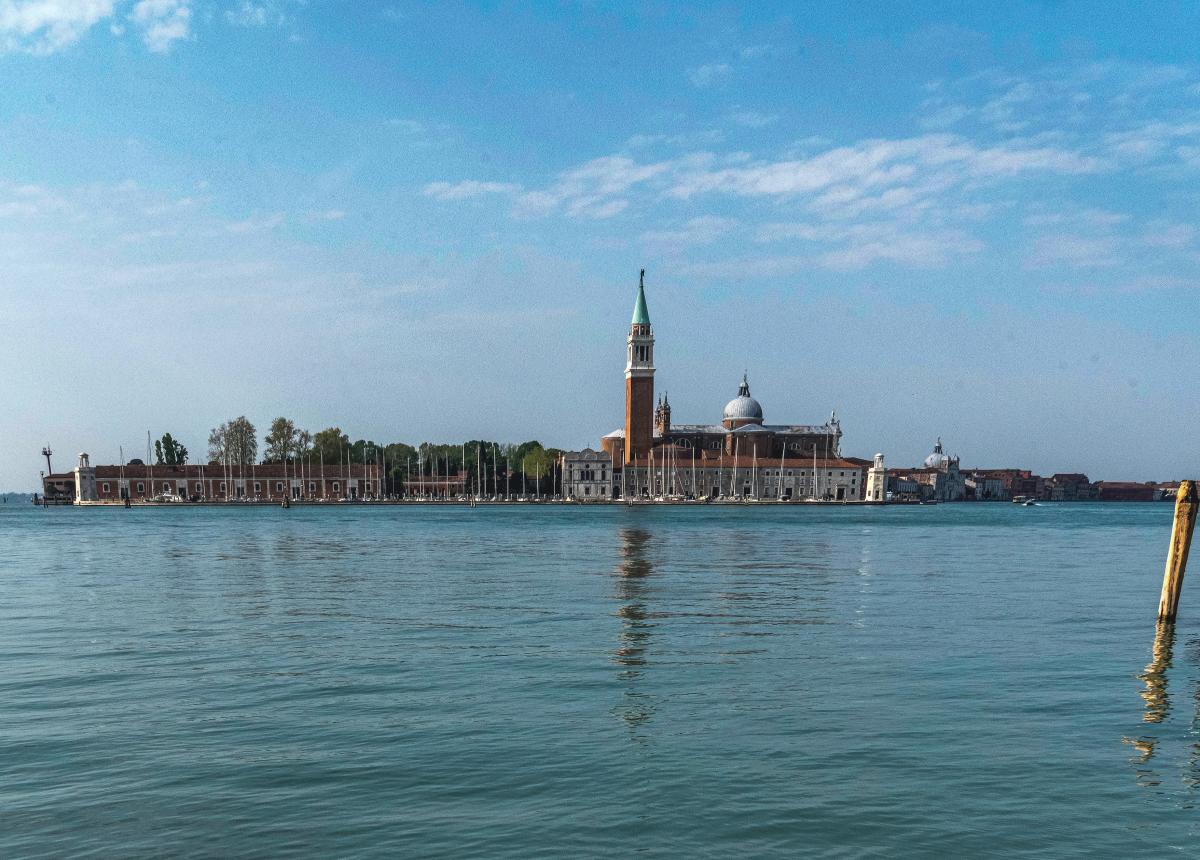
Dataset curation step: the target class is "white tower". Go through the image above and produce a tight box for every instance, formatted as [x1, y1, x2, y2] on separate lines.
[865, 453, 886, 503]
[74, 452, 98, 503]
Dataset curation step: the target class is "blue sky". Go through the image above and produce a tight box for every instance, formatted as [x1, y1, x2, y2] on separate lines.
[2, 1, 1199, 489]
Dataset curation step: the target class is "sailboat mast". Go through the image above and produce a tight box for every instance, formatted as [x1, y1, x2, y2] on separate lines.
[779, 438, 786, 501]
[732, 436, 739, 499]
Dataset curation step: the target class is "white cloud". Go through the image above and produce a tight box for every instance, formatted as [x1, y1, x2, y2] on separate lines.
[225, 1, 276, 27]
[640, 216, 736, 250]
[0, 0, 114, 54]
[728, 110, 779, 129]
[1117, 274, 1197, 293]
[304, 209, 345, 222]
[422, 180, 520, 201]
[0, 182, 73, 217]
[129, 0, 189, 52]
[738, 44, 771, 60]
[1027, 235, 1119, 269]
[1142, 221, 1195, 248]
[507, 155, 673, 219]
[386, 118, 426, 134]
[687, 63, 730, 88]
[224, 212, 284, 233]
[666, 134, 1104, 201]
[756, 221, 983, 270]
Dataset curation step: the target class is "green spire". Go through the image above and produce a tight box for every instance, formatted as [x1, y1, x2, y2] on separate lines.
[631, 268, 650, 325]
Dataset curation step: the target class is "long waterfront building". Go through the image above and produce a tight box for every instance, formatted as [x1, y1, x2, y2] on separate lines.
[42, 454, 383, 503]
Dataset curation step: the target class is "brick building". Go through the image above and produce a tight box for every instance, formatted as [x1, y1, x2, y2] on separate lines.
[45, 456, 382, 502]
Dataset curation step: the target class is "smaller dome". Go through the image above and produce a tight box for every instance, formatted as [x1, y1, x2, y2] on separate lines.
[924, 437, 949, 469]
[723, 374, 763, 423]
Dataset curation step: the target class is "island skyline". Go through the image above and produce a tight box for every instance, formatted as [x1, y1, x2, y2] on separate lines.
[23, 272, 1193, 500]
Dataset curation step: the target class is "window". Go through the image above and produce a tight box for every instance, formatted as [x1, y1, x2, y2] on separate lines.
[162, 483, 171, 492]
[333, 482, 340, 493]
[102, 482, 110, 493]
[220, 482, 226, 492]
[254, 482, 261, 492]
[585, 486, 591, 496]
[195, 483, 202, 492]
[308, 482, 315, 493]
[276, 482, 283, 491]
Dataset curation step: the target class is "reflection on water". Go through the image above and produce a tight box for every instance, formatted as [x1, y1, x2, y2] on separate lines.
[1140, 623, 1176, 725]
[613, 527, 655, 735]
[1124, 623, 1177, 786]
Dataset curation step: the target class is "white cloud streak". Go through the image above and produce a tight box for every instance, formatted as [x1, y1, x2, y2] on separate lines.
[129, 0, 188, 52]
[422, 180, 520, 201]
[0, 0, 114, 53]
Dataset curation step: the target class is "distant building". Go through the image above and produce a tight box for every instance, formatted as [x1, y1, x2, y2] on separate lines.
[965, 472, 1007, 501]
[563, 271, 866, 501]
[886, 438, 966, 501]
[967, 469, 1039, 500]
[1045, 473, 1095, 501]
[43, 461, 383, 502]
[1094, 481, 1159, 502]
[1156, 482, 1182, 500]
[561, 449, 614, 500]
[864, 454, 886, 502]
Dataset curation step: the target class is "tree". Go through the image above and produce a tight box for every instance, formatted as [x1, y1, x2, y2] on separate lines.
[154, 433, 188, 465]
[296, 429, 313, 462]
[264, 417, 297, 462]
[312, 427, 349, 465]
[207, 416, 257, 465]
[520, 443, 551, 478]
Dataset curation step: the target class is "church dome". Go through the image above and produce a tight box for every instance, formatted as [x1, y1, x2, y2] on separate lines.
[924, 437, 949, 469]
[723, 375, 763, 424]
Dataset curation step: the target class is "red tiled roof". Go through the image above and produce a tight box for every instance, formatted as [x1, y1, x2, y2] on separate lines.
[88, 463, 380, 479]
[621, 455, 865, 470]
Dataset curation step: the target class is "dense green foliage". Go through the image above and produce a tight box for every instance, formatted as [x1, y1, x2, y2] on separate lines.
[154, 433, 188, 466]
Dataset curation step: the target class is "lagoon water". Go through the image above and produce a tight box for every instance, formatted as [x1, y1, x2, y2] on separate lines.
[1, 502, 1197, 856]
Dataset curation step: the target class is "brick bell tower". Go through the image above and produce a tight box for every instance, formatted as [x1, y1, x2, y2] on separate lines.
[624, 269, 655, 464]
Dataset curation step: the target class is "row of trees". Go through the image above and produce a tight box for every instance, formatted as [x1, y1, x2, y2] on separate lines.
[152, 419, 564, 492]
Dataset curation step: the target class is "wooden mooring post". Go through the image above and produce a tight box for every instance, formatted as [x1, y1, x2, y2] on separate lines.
[1157, 480, 1198, 623]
